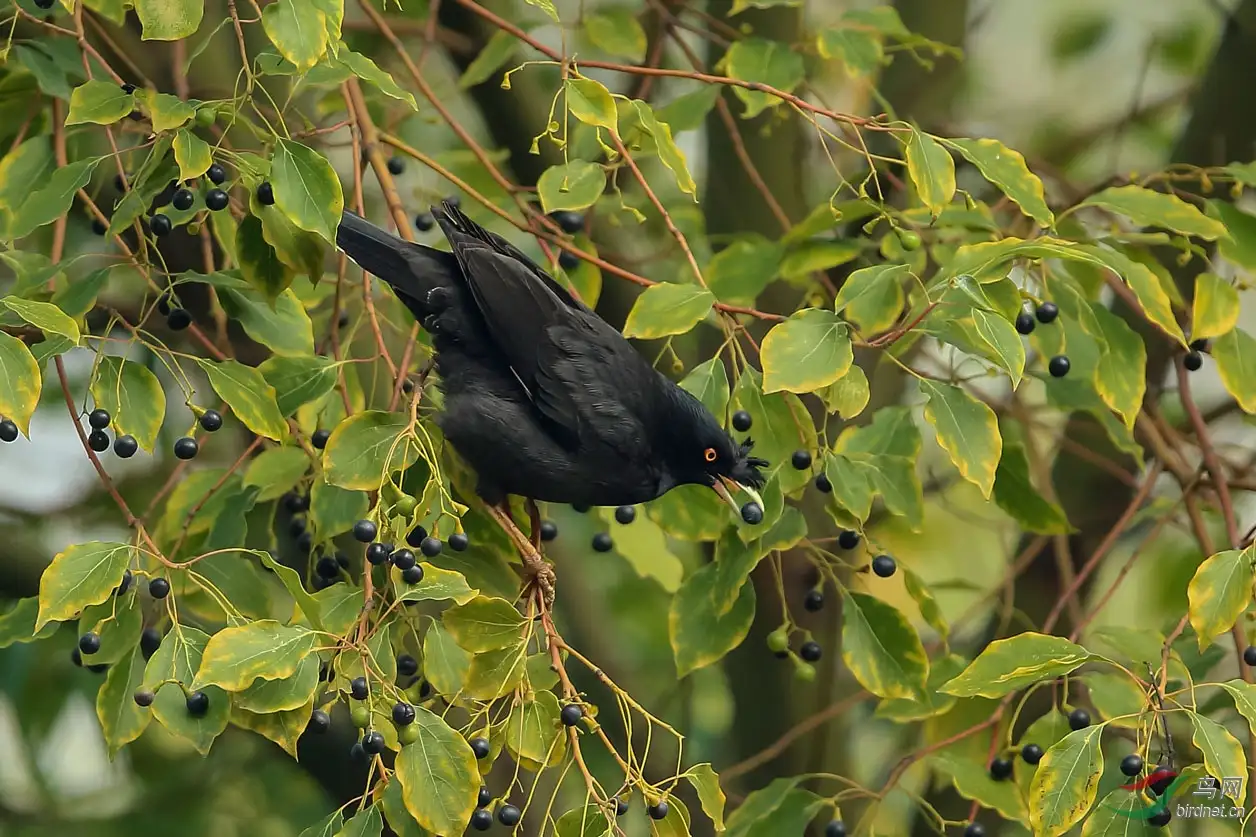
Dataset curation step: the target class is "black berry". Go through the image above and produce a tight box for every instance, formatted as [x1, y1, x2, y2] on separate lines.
[1148, 809, 1172, 827]
[308, 708, 330, 734]
[207, 163, 226, 184]
[838, 529, 860, 550]
[362, 730, 386, 754]
[149, 214, 172, 237]
[558, 250, 579, 270]
[420, 536, 442, 558]
[804, 590, 824, 612]
[316, 555, 340, 580]
[1184, 351, 1203, 371]
[0, 419, 18, 442]
[387, 157, 405, 175]
[367, 543, 390, 565]
[815, 473, 832, 493]
[350, 676, 369, 700]
[186, 690, 209, 716]
[825, 822, 847, 837]
[470, 809, 493, 830]
[1120, 754, 1144, 776]
[731, 410, 752, 432]
[478, 787, 493, 809]
[311, 428, 330, 449]
[1150, 771, 1175, 796]
[448, 532, 469, 552]
[392, 702, 415, 726]
[89, 408, 111, 429]
[1067, 708, 1090, 730]
[34, 0, 55, 10]
[79, 632, 101, 655]
[871, 555, 897, 578]
[470, 737, 491, 759]
[989, 757, 1013, 781]
[402, 565, 424, 584]
[592, 532, 613, 552]
[614, 505, 636, 524]
[1036, 302, 1059, 323]
[406, 526, 429, 547]
[71, 648, 83, 667]
[799, 640, 822, 662]
[560, 704, 584, 727]
[791, 450, 812, 470]
[134, 688, 155, 707]
[116, 570, 133, 596]
[296, 531, 313, 553]
[88, 430, 110, 452]
[397, 654, 419, 677]
[120, 82, 135, 94]
[257, 181, 275, 205]
[350, 741, 367, 763]
[1048, 355, 1071, 378]
[1190, 338, 1211, 353]
[352, 519, 377, 543]
[616, 797, 629, 816]
[112, 435, 137, 458]
[166, 308, 192, 331]
[92, 218, 108, 235]
[1015, 311, 1036, 335]
[740, 502, 763, 525]
[648, 801, 669, 820]
[540, 521, 558, 541]
[1244, 646, 1256, 667]
[572, 502, 590, 513]
[173, 437, 198, 460]
[415, 212, 434, 232]
[140, 627, 162, 659]
[391, 549, 416, 571]
[149, 577, 170, 599]
[964, 824, 986, 837]
[172, 188, 194, 211]
[205, 188, 229, 211]
[550, 210, 584, 233]
[497, 805, 521, 826]
[199, 410, 222, 432]
[1021, 743, 1043, 765]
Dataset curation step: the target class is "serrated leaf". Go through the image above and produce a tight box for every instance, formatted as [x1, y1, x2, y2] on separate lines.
[1029, 726, 1104, 836]
[36, 542, 134, 631]
[905, 130, 955, 218]
[272, 139, 343, 243]
[1190, 712, 1246, 804]
[919, 379, 1002, 498]
[1081, 185, 1226, 240]
[670, 561, 756, 677]
[1212, 327, 1256, 413]
[65, 79, 134, 125]
[197, 358, 287, 440]
[840, 590, 928, 699]
[622, 283, 714, 340]
[941, 633, 1092, 697]
[537, 160, 605, 214]
[134, 0, 203, 39]
[723, 38, 805, 119]
[395, 707, 480, 835]
[760, 308, 852, 394]
[945, 137, 1054, 227]
[193, 620, 318, 692]
[91, 355, 165, 451]
[173, 129, 213, 181]
[322, 410, 418, 490]
[1187, 547, 1254, 650]
[565, 78, 617, 131]
[260, 355, 339, 417]
[262, 0, 328, 72]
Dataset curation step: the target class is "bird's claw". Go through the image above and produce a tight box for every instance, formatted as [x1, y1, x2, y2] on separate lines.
[522, 553, 556, 607]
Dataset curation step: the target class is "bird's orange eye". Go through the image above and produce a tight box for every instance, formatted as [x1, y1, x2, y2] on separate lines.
[704, 447, 718, 462]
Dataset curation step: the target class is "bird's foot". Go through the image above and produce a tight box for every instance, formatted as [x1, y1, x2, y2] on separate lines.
[485, 500, 556, 607]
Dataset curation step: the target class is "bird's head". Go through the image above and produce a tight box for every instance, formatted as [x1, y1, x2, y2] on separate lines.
[658, 388, 769, 511]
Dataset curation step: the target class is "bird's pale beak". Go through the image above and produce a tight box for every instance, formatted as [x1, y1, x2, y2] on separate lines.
[712, 475, 764, 513]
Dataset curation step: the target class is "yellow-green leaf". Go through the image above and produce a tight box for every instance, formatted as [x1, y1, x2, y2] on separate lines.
[1083, 247, 1187, 346]
[722, 38, 805, 119]
[971, 308, 1025, 387]
[1089, 303, 1146, 429]
[685, 764, 726, 833]
[624, 99, 696, 196]
[196, 358, 288, 441]
[219, 286, 314, 357]
[395, 707, 480, 835]
[537, 160, 605, 214]
[442, 596, 525, 653]
[524, 0, 559, 22]
[584, 10, 647, 62]
[905, 130, 955, 219]
[819, 363, 869, 418]
[91, 355, 166, 451]
[594, 507, 684, 592]
[503, 690, 563, 766]
[565, 78, 617, 131]
[134, 0, 203, 39]
[322, 410, 418, 490]
[260, 355, 339, 417]
[272, 139, 343, 243]
[1029, 726, 1104, 837]
[96, 645, 151, 758]
[337, 47, 417, 110]
[1189, 712, 1246, 804]
[1, 296, 79, 345]
[1212, 327, 1256, 413]
[262, 0, 328, 71]
[834, 263, 909, 313]
[840, 590, 929, 700]
[422, 622, 470, 696]
[65, 79, 134, 126]
[8, 157, 102, 240]
[670, 561, 756, 677]
[237, 213, 295, 299]
[142, 92, 195, 132]
[173, 129, 213, 181]
[193, 620, 318, 692]
[919, 379, 1001, 498]
[622, 283, 714, 340]
[35, 542, 134, 632]
[993, 445, 1071, 534]
[760, 308, 852, 394]
[1081, 184, 1227, 240]
[944, 137, 1054, 227]
[143, 627, 229, 754]
[1187, 547, 1254, 650]
[940, 633, 1091, 697]
[1191, 273, 1239, 342]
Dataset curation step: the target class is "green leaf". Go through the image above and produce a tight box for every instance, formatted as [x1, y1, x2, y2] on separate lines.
[65, 80, 134, 125]
[310, 480, 368, 539]
[565, 78, 618, 131]
[919, 379, 1002, 498]
[220, 287, 314, 356]
[840, 590, 928, 699]
[1191, 273, 1239, 342]
[260, 355, 339, 417]
[553, 808, 612, 837]
[90, 356, 165, 451]
[1081, 789, 1158, 836]
[1089, 303, 1147, 429]
[134, 0, 203, 39]
[7, 157, 102, 241]
[394, 707, 480, 835]
[78, 593, 143, 666]
[96, 645, 151, 758]
[824, 453, 874, 520]
[733, 368, 817, 495]
[503, 690, 563, 766]
[1086, 672, 1147, 729]
[537, 160, 606, 214]
[334, 806, 382, 837]
[670, 561, 756, 677]
[706, 236, 784, 306]
[1081, 184, 1227, 240]
[443, 596, 525, 653]
[141, 92, 196, 132]
[255, 202, 326, 281]
[685, 764, 726, 833]
[262, 0, 329, 72]
[817, 27, 884, 77]
[819, 364, 870, 418]
[0, 331, 41, 436]
[35, 542, 134, 632]
[595, 507, 684, 593]
[171, 130, 212, 182]
[236, 214, 294, 299]
[722, 38, 805, 119]
[708, 528, 770, 615]
[760, 309, 852, 394]
[680, 357, 730, 422]
[243, 446, 310, 501]
[944, 137, 1054, 227]
[193, 620, 318, 692]
[876, 653, 963, 722]
[778, 240, 860, 280]
[197, 358, 287, 440]
[905, 130, 955, 218]
[300, 811, 345, 837]
[1029, 726, 1104, 837]
[622, 283, 714, 340]
[584, 10, 647, 61]
[993, 445, 1071, 534]
[624, 100, 698, 196]
[1212, 327, 1256, 413]
[834, 263, 910, 314]
[0, 598, 56, 648]
[143, 627, 230, 753]
[272, 139, 343, 243]
[457, 29, 516, 89]
[0, 137, 55, 235]
[2, 296, 79, 345]
[422, 622, 470, 695]
[1187, 547, 1254, 650]
[524, 0, 559, 22]
[322, 410, 418, 490]
[940, 633, 1092, 697]
[931, 753, 1028, 823]
[1190, 712, 1247, 804]
[235, 654, 320, 713]
[724, 780, 821, 837]
[337, 47, 417, 109]
[971, 309, 1025, 386]
[395, 564, 478, 607]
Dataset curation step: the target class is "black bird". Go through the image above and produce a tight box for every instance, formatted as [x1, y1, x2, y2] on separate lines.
[336, 203, 767, 582]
